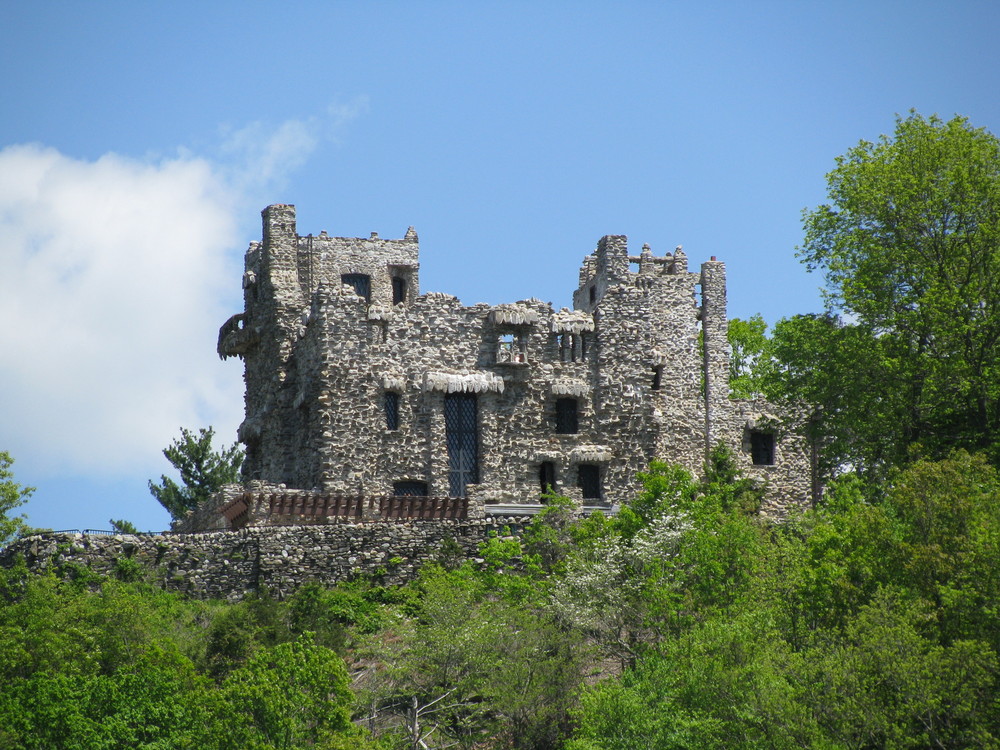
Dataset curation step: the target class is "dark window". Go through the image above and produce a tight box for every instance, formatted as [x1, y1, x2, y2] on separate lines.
[580, 333, 589, 359]
[393, 481, 428, 496]
[589, 285, 596, 304]
[392, 276, 407, 305]
[384, 392, 400, 430]
[578, 464, 601, 500]
[555, 398, 579, 434]
[341, 273, 371, 302]
[539, 461, 556, 497]
[750, 431, 775, 465]
[652, 366, 663, 391]
[445, 393, 478, 497]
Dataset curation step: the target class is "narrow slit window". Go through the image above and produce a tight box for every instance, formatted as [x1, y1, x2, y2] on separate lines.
[577, 464, 601, 500]
[555, 398, 579, 434]
[384, 392, 400, 430]
[652, 366, 663, 391]
[559, 333, 576, 362]
[589, 285, 596, 304]
[750, 431, 775, 465]
[392, 276, 407, 305]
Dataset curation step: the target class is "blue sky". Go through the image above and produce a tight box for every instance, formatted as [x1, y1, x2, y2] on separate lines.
[2, 1, 998, 532]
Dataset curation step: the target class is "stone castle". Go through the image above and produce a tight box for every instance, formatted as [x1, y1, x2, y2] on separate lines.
[193, 204, 811, 531]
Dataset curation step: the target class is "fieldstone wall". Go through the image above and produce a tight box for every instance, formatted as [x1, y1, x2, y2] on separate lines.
[1, 518, 530, 601]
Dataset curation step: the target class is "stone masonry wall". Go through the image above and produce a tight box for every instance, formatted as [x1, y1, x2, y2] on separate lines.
[215, 204, 815, 529]
[2, 519, 530, 601]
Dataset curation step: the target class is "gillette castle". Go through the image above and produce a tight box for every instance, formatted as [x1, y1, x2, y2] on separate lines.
[194, 205, 811, 531]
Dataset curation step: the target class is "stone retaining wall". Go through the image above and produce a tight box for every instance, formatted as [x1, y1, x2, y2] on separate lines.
[0, 518, 530, 601]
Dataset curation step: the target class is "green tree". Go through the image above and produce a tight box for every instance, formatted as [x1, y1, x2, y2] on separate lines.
[776, 112, 1000, 479]
[727, 315, 773, 399]
[0, 451, 33, 546]
[148, 426, 243, 520]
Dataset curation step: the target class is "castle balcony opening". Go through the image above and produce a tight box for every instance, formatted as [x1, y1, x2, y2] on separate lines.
[496, 332, 528, 365]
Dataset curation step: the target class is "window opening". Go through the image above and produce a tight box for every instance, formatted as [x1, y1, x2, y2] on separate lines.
[385, 392, 400, 430]
[589, 285, 596, 304]
[497, 332, 526, 363]
[652, 366, 663, 391]
[750, 431, 775, 466]
[559, 333, 576, 362]
[392, 276, 407, 305]
[393, 481, 428, 497]
[539, 461, 556, 499]
[445, 393, 479, 497]
[580, 333, 589, 360]
[555, 398, 579, 434]
[578, 464, 601, 500]
[341, 273, 371, 302]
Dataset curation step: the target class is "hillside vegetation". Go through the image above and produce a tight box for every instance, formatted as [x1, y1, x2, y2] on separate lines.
[3, 111, 1000, 748]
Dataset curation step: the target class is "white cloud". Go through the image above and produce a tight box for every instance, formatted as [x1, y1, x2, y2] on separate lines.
[0, 144, 244, 476]
[0, 101, 367, 480]
[218, 96, 368, 195]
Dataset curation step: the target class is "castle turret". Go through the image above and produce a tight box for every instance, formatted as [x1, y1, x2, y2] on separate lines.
[700, 258, 729, 456]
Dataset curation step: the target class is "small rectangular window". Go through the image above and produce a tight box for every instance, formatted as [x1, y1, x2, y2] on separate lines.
[393, 481, 428, 496]
[589, 285, 596, 304]
[578, 464, 601, 500]
[392, 277, 407, 305]
[750, 431, 775, 465]
[385, 392, 400, 430]
[555, 398, 579, 434]
[652, 366, 663, 391]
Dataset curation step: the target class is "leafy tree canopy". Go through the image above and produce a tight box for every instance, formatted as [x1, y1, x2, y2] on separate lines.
[769, 112, 1000, 480]
[0, 451, 33, 545]
[148, 427, 243, 520]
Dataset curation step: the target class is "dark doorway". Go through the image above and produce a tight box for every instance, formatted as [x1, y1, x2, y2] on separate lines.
[577, 464, 601, 500]
[539, 461, 556, 498]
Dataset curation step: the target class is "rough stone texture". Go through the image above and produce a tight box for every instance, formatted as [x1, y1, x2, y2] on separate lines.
[210, 205, 814, 529]
[2, 520, 529, 601]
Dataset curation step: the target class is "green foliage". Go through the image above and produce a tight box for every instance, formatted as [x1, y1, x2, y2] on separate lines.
[774, 112, 1000, 480]
[219, 634, 355, 748]
[108, 517, 139, 534]
[111, 555, 144, 582]
[148, 426, 244, 520]
[0, 571, 369, 749]
[615, 460, 697, 539]
[0, 451, 33, 546]
[727, 314, 773, 399]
